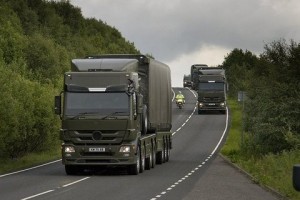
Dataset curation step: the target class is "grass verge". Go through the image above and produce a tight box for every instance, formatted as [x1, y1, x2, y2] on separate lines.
[221, 98, 300, 200]
[0, 147, 60, 175]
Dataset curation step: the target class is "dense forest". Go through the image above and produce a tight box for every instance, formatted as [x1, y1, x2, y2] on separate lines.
[0, 0, 139, 159]
[221, 39, 300, 156]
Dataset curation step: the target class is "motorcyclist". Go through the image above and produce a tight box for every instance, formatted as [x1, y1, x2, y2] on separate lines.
[175, 91, 185, 105]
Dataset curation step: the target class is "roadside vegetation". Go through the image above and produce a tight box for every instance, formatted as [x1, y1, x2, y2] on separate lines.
[0, 3, 299, 200]
[220, 40, 300, 200]
[0, 0, 138, 174]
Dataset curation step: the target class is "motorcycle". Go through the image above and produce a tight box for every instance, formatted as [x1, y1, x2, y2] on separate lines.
[176, 99, 184, 109]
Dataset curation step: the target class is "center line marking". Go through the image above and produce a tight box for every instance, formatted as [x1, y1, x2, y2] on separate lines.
[62, 177, 90, 187]
[150, 103, 229, 199]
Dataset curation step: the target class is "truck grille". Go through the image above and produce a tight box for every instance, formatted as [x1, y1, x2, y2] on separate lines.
[70, 130, 126, 145]
[203, 97, 221, 102]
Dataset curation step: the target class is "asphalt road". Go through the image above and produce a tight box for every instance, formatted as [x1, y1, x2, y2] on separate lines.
[0, 87, 280, 200]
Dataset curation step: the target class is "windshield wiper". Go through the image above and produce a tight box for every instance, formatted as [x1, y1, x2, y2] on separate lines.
[71, 112, 101, 119]
[101, 112, 127, 120]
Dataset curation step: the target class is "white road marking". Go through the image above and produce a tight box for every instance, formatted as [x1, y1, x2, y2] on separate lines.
[172, 88, 197, 136]
[0, 159, 61, 178]
[62, 177, 90, 187]
[20, 176, 90, 200]
[21, 190, 54, 200]
[150, 103, 229, 199]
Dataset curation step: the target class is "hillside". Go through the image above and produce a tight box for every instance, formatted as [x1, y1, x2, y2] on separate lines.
[0, 0, 139, 160]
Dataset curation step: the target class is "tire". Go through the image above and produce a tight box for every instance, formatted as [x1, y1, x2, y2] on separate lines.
[65, 165, 78, 175]
[156, 140, 165, 164]
[151, 142, 156, 168]
[221, 110, 227, 114]
[128, 146, 140, 175]
[140, 145, 145, 173]
[163, 139, 168, 163]
[145, 145, 152, 170]
[165, 138, 170, 162]
[156, 150, 163, 164]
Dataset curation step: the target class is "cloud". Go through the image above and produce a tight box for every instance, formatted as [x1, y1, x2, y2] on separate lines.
[167, 45, 230, 87]
[71, 0, 300, 86]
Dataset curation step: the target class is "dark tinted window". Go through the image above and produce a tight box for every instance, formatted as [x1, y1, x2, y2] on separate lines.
[64, 92, 129, 116]
[199, 82, 224, 91]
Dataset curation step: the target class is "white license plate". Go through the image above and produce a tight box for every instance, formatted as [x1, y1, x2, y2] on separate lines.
[209, 103, 215, 106]
[89, 147, 105, 152]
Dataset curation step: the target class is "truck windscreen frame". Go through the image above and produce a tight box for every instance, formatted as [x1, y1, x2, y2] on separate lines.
[198, 82, 224, 91]
[64, 92, 129, 116]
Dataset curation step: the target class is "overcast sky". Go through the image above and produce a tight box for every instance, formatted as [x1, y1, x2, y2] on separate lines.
[70, 0, 300, 87]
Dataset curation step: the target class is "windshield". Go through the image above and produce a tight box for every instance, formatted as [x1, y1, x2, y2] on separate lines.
[64, 92, 129, 117]
[198, 82, 224, 91]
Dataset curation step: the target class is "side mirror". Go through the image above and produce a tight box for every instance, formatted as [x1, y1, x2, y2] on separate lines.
[293, 164, 300, 191]
[54, 96, 61, 115]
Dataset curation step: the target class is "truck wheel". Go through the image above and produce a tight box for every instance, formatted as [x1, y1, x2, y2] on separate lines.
[156, 150, 163, 164]
[65, 165, 78, 175]
[140, 145, 145, 173]
[152, 142, 156, 168]
[221, 110, 227, 114]
[145, 145, 152, 170]
[141, 106, 148, 135]
[156, 141, 165, 164]
[128, 146, 141, 175]
[165, 139, 170, 162]
[163, 139, 168, 163]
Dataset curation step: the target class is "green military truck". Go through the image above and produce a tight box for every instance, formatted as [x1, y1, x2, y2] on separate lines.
[183, 74, 192, 88]
[55, 55, 172, 175]
[197, 67, 227, 114]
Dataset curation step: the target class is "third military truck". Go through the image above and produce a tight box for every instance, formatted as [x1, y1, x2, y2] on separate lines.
[55, 54, 172, 175]
[196, 66, 227, 114]
[190, 64, 208, 90]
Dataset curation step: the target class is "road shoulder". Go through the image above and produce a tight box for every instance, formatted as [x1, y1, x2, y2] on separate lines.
[183, 154, 287, 200]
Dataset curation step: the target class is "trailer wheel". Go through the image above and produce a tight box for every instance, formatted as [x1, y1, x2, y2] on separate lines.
[165, 138, 170, 162]
[140, 145, 145, 173]
[163, 139, 168, 163]
[156, 150, 163, 164]
[156, 140, 165, 164]
[152, 142, 156, 168]
[145, 145, 152, 170]
[128, 146, 141, 175]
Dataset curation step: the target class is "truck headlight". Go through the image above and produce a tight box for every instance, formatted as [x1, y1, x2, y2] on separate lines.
[119, 146, 131, 153]
[64, 146, 75, 153]
[220, 102, 225, 107]
[199, 102, 203, 107]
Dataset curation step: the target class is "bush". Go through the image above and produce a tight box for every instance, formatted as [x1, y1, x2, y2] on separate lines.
[0, 64, 60, 159]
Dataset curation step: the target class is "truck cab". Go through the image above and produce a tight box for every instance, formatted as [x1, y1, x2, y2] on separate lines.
[198, 75, 226, 114]
[196, 67, 227, 114]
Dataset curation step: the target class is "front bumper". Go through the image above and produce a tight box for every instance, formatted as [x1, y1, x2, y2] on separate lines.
[198, 102, 226, 111]
[62, 143, 137, 166]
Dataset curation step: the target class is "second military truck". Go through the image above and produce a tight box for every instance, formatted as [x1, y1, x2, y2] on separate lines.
[55, 54, 172, 175]
[197, 66, 227, 114]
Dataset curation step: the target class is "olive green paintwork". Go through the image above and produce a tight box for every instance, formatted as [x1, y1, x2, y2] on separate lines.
[57, 55, 172, 170]
[197, 68, 227, 113]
